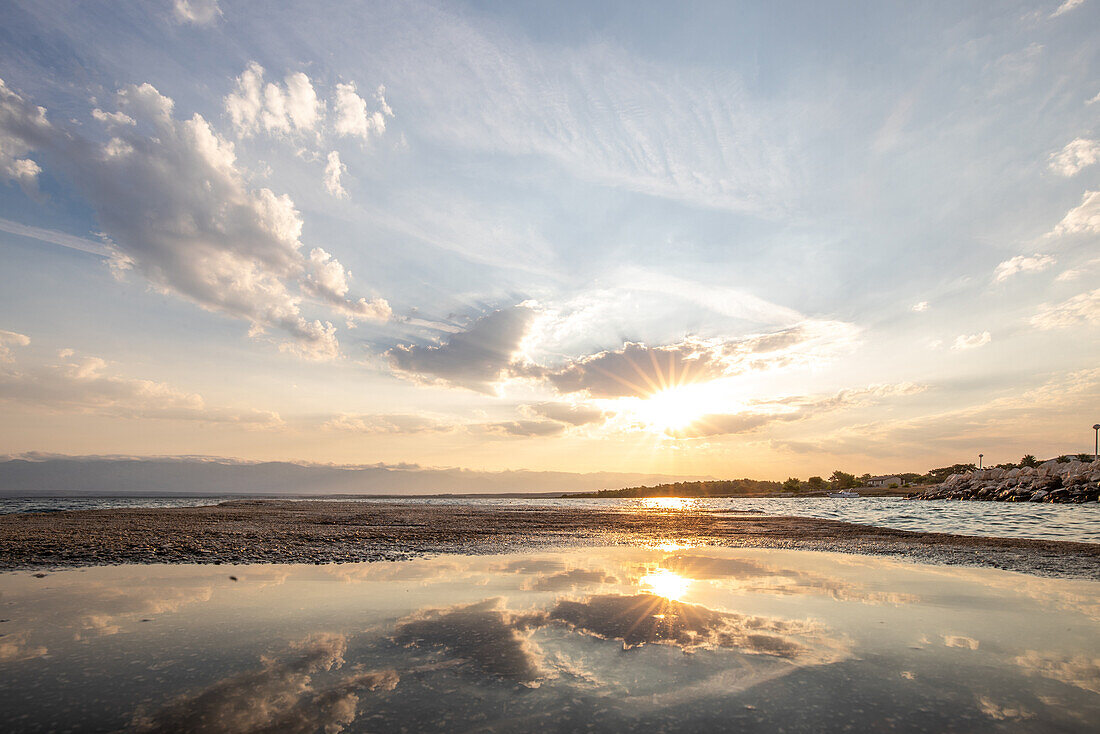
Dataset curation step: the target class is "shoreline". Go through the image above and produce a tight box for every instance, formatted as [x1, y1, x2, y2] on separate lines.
[1, 500, 1097, 579]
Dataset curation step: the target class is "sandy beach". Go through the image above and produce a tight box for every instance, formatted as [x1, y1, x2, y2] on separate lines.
[1, 500, 1097, 579]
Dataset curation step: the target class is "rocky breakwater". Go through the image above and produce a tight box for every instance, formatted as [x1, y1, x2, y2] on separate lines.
[909, 459, 1100, 503]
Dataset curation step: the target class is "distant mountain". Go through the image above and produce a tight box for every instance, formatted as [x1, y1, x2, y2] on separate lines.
[0, 455, 712, 496]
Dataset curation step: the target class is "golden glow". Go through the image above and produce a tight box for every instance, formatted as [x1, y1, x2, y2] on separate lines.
[652, 540, 693, 551]
[639, 569, 691, 601]
[641, 497, 693, 510]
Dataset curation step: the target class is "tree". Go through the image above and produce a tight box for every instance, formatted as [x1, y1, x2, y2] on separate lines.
[782, 477, 801, 492]
[859, 473, 872, 486]
[1019, 454, 1039, 468]
[807, 476, 826, 490]
[830, 470, 858, 489]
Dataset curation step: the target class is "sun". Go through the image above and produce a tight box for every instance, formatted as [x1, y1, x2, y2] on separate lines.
[630, 382, 730, 434]
[639, 569, 691, 601]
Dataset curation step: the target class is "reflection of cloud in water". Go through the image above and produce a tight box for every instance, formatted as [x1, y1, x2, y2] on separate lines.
[1015, 650, 1100, 695]
[659, 553, 920, 606]
[0, 630, 48, 662]
[943, 635, 980, 650]
[326, 559, 466, 585]
[524, 568, 618, 591]
[70, 570, 289, 638]
[549, 594, 843, 662]
[977, 695, 1034, 721]
[394, 598, 548, 685]
[132, 633, 398, 733]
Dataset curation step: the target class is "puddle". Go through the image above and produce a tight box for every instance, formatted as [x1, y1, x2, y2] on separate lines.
[0, 547, 1097, 732]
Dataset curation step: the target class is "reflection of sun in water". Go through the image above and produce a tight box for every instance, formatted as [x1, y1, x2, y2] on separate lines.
[642, 497, 692, 511]
[640, 569, 691, 601]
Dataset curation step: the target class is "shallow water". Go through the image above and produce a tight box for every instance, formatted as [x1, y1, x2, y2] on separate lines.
[0, 546, 1097, 732]
[4, 494, 1098, 544]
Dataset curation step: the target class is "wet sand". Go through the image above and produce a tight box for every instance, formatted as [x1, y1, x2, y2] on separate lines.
[1, 500, 1097, 579]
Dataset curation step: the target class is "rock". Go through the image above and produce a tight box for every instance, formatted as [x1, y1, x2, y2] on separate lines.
[1029, 490, 1048, 502]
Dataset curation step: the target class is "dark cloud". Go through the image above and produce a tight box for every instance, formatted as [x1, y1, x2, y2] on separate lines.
[548, 593, 814, 658]
[547, 340, 727, 398]
[388, 305, 537, 392]
[132, 633, 398, 733]
[541, 321, 858, 399]
[524, 568, 619, 591]
[393, 598, 548, 684]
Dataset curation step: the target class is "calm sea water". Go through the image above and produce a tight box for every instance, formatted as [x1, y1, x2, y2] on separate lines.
[1, 494, 1098, 543]
[1, 546, 1097, 732]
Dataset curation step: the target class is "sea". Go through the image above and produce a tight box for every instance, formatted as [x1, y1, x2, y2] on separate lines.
[1, 494, 1097, 544]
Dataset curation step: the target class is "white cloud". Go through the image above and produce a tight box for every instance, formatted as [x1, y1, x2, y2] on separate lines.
[1050, 0, 1086, 18]
[0, 79, 50, 195]
[0, 348, 283, 427]
[952, 331, 992, 350]
[304, 248, 391, 323]
[172, 0, 222, 26]
[993, 253, 1055, 282]
[91, 108, 135, 127]
[0, 77, 389, 359]
[0, 329, 30, 363]
[225, 63, 322, 138]
[1030, 288, 1100, 329]
[324, 150, 348, 198]
[1049, 138, 1100, 176]
[911, 301, 929, 312]
[1052, 190, 1100, 235]
[334, 82, 392, 141]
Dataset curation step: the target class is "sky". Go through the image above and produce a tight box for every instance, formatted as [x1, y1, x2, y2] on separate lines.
[0, 0, 1098, 480]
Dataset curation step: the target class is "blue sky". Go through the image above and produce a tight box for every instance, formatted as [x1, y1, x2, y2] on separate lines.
[0, 0, 1097, 478]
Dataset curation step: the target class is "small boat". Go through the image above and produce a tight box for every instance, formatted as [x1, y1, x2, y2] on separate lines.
[828, 490, 859, 498]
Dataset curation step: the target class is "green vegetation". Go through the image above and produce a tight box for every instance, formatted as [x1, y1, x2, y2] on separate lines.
[566, 453, 1097, 499]
[563, 478, 780, 498]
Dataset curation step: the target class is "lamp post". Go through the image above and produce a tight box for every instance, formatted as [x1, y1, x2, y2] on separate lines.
[978, 453, 983, 470]
[1094, 424, 1100, 462]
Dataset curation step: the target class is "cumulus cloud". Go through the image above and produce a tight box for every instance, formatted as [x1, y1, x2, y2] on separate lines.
[993, 253, 1055, 282]
[911, 301, 929, 312]
[0, 329, 30, 363]
[225, 63, 322, 138]
[0, 79, 50, 195]
[304, 248, 391, 323]
[334, 82, 393, 141]
[394, 599, 548, 684]
[0, 348, 283, 427]
[548, 593, 842, 661]
[545, 320, 858, 399]
[1049, 138, 1100, 176]
[1030, 288, 1100, 329]
[91, 108, 135, 127]
[524, 568, 618, 591]
[388, 305, 538, 392]
[324, 151, 348, 198]
[0, 77, 389, 358]
[1052, 190, 1100, 235]
[951, 332, 992, 350]
[1050, 0, 1086, 18]
[172, 0, 222, 25]
[1015, 650, 1100, 695]
[133, 633, 398, 733]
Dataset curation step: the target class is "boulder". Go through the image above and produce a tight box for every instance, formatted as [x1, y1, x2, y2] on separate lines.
[1030, 490, 1048, 502]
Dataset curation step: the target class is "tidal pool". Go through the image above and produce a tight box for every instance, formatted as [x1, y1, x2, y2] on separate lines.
[0, 547, 1097, 732]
